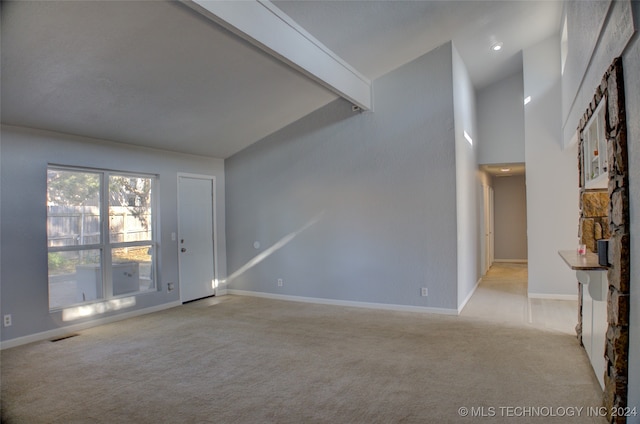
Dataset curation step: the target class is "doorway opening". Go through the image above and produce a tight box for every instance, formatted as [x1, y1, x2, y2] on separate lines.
[480, 163, 528, 274]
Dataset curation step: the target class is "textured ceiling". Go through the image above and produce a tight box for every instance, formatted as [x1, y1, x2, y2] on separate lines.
[1, 1, 563, 158]
[1, 1, 337, 158]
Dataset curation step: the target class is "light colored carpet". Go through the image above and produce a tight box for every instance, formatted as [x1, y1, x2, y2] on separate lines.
[1, 264, 605, 423]
[461, 262, 580, 334]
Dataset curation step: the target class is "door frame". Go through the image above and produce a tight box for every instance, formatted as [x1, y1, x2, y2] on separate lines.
[177, 173, 218, 302]
[483, 184, 494, 273]
[489, 185, 494, 267]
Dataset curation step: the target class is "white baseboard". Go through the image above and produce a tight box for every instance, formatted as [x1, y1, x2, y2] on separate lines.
[457, 277, 482, 313]
[227, 289, 458, 316]
[0, 301, 181, 350]
[494, 259, 528, 263]
[528, 292, 578, 301]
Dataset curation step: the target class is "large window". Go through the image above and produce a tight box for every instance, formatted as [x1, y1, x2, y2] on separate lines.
[47, 167, 157, 310]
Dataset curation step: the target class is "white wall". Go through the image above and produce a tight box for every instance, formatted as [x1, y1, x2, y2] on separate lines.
[477, 71, 525, 165]
[451, 44, 481, 309]
[225, 43, 461, 312]
[523, 34, 579, 299]
[493, 175, 528, 261]
[0, 126, 227, 343]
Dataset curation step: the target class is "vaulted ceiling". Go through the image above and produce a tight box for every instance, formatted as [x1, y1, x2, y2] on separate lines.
[1, 1, 562, 158]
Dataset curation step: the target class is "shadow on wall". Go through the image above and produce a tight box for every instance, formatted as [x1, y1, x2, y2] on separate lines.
[235, 99, 360, 158]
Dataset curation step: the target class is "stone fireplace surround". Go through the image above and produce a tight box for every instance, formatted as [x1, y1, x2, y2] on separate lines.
[577, 57, 630, 423]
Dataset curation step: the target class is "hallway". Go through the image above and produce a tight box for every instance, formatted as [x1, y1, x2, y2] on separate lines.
[461, 262, 579, 335]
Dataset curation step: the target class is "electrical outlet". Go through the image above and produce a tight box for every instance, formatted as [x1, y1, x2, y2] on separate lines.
[420, 287, 428, 297]
[277, 279, 283, 287]
[167, 282, 174, 292]
[4, 314, 12, 327]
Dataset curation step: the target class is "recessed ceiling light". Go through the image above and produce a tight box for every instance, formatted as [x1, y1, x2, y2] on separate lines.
[491, 42, 503, 52]
[501, 168, 511, 172]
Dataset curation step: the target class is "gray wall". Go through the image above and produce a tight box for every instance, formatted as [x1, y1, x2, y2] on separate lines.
[623, 0, 640, 415]
[0, 126, 226, 343]
[493, 175, 527, 261]
[561, 0, 635, 146]
[451, 44, 481, 307]
[562, 0, 639, 409]
[225, 43, 460, 310]
[477, 71, 525, 165]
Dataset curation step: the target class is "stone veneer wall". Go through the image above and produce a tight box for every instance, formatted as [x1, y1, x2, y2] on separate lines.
[580, 190, 610, 253]
[577, 57, 630, 423]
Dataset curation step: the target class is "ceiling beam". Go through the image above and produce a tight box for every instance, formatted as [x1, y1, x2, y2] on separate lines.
[182, 0, 372, 111]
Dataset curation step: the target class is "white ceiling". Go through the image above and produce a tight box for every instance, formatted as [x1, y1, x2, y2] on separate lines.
[1, 1, 563, 158]
[273, 0, 562, 86]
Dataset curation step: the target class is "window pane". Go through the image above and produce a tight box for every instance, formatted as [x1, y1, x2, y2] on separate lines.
[48, 168, 158, 310]
[47, 169, 101, 247]
[111, 245, 155, 293]
[109, 175, 153, 243]
[48, 249, 102, 309]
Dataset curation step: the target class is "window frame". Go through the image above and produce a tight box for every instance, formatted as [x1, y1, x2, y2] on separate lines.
[47, 165, 159, 311]
[582, 97, 608, 189]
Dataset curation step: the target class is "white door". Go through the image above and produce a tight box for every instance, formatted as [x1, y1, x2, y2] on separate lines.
[178, 176, 216, 302]
[484, 185, 495, 271]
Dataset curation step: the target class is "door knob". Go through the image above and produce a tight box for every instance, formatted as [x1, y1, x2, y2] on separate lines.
[181, 248, 187, 252]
